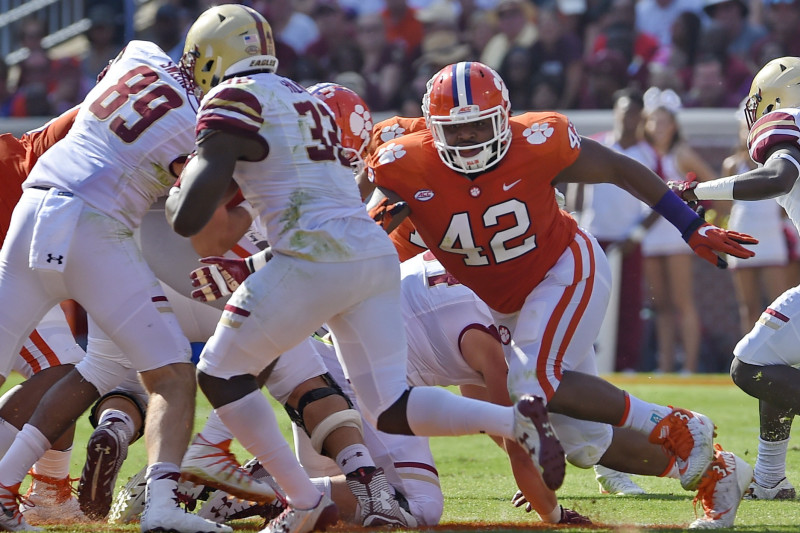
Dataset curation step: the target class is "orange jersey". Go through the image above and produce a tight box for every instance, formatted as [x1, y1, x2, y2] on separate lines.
[0, 108, 78, 237]
[368, 111, 580, 313]
[368, 116, 429, 261]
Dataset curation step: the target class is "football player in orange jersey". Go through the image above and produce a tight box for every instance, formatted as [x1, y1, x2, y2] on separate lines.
[364, 61, 757, 529]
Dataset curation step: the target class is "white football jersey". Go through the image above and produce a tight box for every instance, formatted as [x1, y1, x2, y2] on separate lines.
[401, 251, 493, 387]
[24, 41, 197, 229]
[197, 73, 395, 262]
[748, 107, 800, 233]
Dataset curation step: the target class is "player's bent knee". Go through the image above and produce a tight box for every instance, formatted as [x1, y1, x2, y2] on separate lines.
[197, 370, 258, 408]
[75, 355, 128, 396]
[408, 494, 444, 527]
[566, 445, 606, 469]
[730, 357, 759, 389]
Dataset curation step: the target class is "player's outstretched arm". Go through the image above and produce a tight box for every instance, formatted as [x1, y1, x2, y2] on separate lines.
[365, 187, 410, 233]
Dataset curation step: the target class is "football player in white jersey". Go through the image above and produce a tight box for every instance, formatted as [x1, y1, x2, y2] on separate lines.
[167, 5, 568, 533]
[672, 56, 800, 502]
[0, 41, 228, 533]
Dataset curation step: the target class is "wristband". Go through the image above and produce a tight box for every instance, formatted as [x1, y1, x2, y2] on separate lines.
[652, 191, 701, 240]
[245, 247, 270, 273]
[628, 225, 647, 243]
[693, 176, 736, 200]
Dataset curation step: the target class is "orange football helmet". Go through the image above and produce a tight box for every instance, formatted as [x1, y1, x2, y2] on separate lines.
[422, 62, 511, 174]
[307, 82, 373, 172]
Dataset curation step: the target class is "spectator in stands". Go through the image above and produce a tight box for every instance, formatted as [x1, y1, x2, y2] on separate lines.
[635, 0, 703, 48]
[648, 10, 703, 93]
[49, 57, 86, 114]
[464, 9, 497, 59]
[526, 4, 583, 109]
[10, 17, 54, 117]
[382, 0, 424, 61]
[151, 3, 185, 63]
[684, 23, 752, 107]
[568, 87, 656, 372]
[578, 48, 629, 109]
[354, 12, 408, 111]
[256, 0, 319, 55]
[530, 72, 562, 110]
[702, 0, 766, 68]
[480, 0, 538, 71]
[304, 1, 359, 83]
[0, 60, 11, 117]
[80, 5, 123, 91]
[750, 0, 800, 64]
[590, 0, 661, 89]
[499, 45, 535, 111]
[641, 87, 717, 374]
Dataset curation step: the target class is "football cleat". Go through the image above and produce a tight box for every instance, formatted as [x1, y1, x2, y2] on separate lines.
[688, 445, 752, 529]
[345, 467, 417, 527]
[22, 472, 86, 525]
[140, 474, 231, 533]
[199, 458, 285, 524]
[513, 395, 566, 491]
[649, 408, 715, 490]
[181, 434, 276, 503]
[261, 493, 338, 533]
[108, 467, 146, 524]
[595, 465, 646, 495]
[77, 420, 129, 519]
[743, 477, 796, 500]
[0, 483, 40, 531]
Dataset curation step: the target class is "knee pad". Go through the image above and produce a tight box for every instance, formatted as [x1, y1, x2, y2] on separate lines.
[75, 354, 127, 396]
[283, 373, 361, 455]
[88, 390, 147, 443]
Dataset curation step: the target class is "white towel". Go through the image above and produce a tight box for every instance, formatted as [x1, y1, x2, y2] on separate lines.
[28, 188, 83, 272]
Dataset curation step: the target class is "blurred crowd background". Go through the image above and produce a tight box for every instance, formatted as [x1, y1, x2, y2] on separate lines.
[2, 0, 800, 117]
[3, 0, 800, 376]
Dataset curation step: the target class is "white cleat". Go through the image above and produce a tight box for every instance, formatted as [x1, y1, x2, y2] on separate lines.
[688, 445, 752, 529]
[140, 475, 232, 533]
[22, 472, 87, 525]
[109, 467, 147, 524]
[743, 477, 796, 500]
[595, 465, 646, 495]
[181, 434, 276, 503]
[345, 467, 417, 527]
[260, 493, 338, 533]
[0, 484, 40, 532]
[513, 395, 566, 491]
[649, 407, 715, 490]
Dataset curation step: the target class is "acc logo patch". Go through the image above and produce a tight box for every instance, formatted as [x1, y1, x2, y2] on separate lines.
[414, 189, 434, 201]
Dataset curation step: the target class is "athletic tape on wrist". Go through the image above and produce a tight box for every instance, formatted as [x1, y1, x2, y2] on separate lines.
[652, 191, 700, 239]
[693, 176, 737, 200]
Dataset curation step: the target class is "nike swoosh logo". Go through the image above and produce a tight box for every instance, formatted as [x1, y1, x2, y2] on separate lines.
[503, 179, 522, 191]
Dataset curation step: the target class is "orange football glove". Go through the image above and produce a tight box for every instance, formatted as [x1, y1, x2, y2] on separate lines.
[368, 198, 407, 231]
[686, 222, 758, 269]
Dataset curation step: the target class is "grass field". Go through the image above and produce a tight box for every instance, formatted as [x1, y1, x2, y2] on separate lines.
[5, 372, 799, 532]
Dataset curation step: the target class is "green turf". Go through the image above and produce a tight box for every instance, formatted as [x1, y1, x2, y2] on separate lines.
[5, 373, 799, 532]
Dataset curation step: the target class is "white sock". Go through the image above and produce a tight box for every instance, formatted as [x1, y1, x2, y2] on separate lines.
[539, 504, 562, 524]
[405, 387, 514, 438]
[618, 392, 671, 435]
[32, 448, 72, 479]
[98, 409, 135, 443]
[0, 424, 51, 487]
[198, 410, 234, 444]
[0, 418, 20, 456]
[336, 444, 374, 475]
[754, 437, 789, 487]
[216, 391, 320, 509]
[146, 461, 180, 482]
[310, 476, 332, 500]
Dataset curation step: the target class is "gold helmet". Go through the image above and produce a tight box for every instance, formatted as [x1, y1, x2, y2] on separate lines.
[744, 56, 800, 128]
[181, 4, 278, 98]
